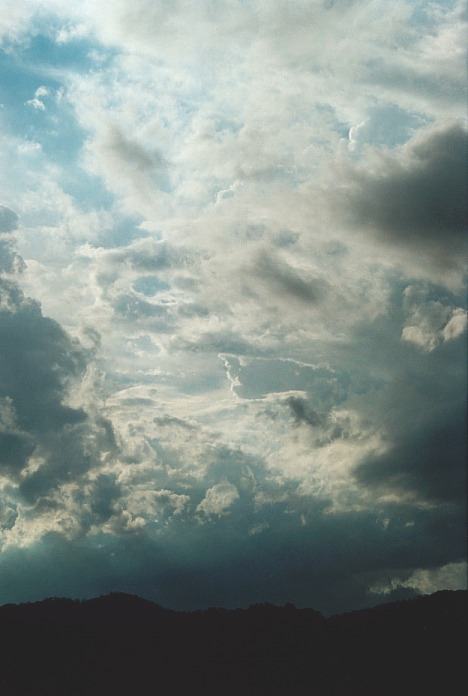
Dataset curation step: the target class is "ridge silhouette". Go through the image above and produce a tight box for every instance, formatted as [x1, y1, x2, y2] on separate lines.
[0, 590, 465, 695]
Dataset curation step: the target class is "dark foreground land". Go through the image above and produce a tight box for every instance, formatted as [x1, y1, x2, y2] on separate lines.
[0, 589, 465, 695]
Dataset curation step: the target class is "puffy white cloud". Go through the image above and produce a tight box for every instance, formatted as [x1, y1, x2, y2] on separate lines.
[401, 285, 466, 352]
[197, 481, 240, 517]
[442, 308, 467, 343]
[25, 86, 50, 111]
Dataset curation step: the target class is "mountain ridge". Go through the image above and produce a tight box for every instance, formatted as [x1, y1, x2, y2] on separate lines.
[0, 589, 465, 695]
[0, 586, 464, 617]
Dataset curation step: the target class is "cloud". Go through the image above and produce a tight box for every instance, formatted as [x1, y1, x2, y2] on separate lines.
[80, 120, 172, 216]
[253, 252, 327, 305]
[442, 309, 467, 342]
[401, 561, 467, 594]
[401, 285, 467, 352]
[338, 122, 468, 271]
[25, 87, 50, 112]
[196, 481, 240, 517]
[0, 1, 465, 615]
[106, 126, 163, 173]
[351, 317, 466, 506]
[0, 270, 121, 521]
[286, 395, 322, 427]
[0, 206, 19, 234]
[355, 406, 466, 504]
[0, 210, 119, 547]
[0, 206, 24, 273]
[370, 561, 467, 596]
[25, 99, 46, 111]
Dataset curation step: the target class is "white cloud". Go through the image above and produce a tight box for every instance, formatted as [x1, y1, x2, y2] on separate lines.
[26, 86, 50, 111]
[196, 482, 240, 517]
[401, 285, 466, 352]
[442, 308, 467, 343]
[370, 561, 467, 596]
[25, 98, 46, 111]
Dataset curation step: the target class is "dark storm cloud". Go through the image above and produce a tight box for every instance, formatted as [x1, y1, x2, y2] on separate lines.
[354, 403, 466, 504]
[0, 229, 116, 503]
[343, 288, 466, 507]
[0, 280, 86, 434]
[0, 429, 35, 475]
[341, 122, 467, 265]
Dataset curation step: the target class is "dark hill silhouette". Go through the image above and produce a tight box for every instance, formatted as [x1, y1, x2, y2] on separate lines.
[0, 590, 465, 695]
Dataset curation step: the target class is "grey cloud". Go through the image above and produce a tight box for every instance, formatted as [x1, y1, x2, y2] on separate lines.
[18, 415, 116, 504]
[0, 240, 26, 274]
[177, 302, 210, 318]
[355, 403, 466, 505]
[227, 357, 349, 408]
[113, 292, 171, 321]
[341, 122, 467, 266]
[133, 276, 170, 295]
[0, 207, 24, 273]
[0, 498, 17, 531]
[0, 429, 35, 475]
[173, 331, 258, 356]
[0, 206, 18, 234]
[0, 233, 117, 509]
[154, 415, 196, 430]
[401, 285, 466, 352]
[100, 124, 170, 190]
[106, 126, 161, 173]
[344, 288, 466, 506]
[101, 239, 189, 274]
[254, 252, 327, 304]
[364, 59, 466, 108]
[86, 474, 122, 524]
[0, 278, 86, 435]
[286, 396, 322, 427]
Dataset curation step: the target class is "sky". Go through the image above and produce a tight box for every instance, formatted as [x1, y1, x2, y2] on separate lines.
[0, 0, 466, 615]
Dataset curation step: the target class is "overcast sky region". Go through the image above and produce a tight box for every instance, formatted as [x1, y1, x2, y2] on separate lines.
[0, 0, 466, 614]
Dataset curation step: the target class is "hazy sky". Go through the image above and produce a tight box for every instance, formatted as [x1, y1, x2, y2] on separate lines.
[0, 0, 466, 614]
